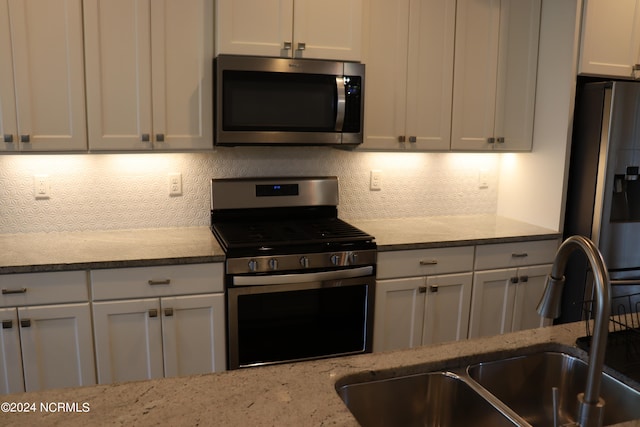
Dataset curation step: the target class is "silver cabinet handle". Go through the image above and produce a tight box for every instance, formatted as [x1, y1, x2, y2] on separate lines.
[296, 42, 306, 51]
[141, 133, 150, 142]
[398, 135, 406, 143]
[419, 260, 438, 266]
[418, 286, 427, 293]
[2, 320, 13, 329]
[487, 137, 496, 144]
[155, 133, 165, 142]
[510, 277, 519, 284]
[3, 134, 13, 143]
[2, 288, 27, 295]
[148, 279, 171, 286]
[148, 309, 158, 318]
[164, 308, 174, 317]
[283, 41, 292, 50]
[409, 136, 417, 143]
[519, 275, 529, 283]
[496, 137, 505, 143]
[511, 253, 528, 258]
[20, 134, 30, 143]
[429, 285, 439, 293]
[20, 319, 31, 328]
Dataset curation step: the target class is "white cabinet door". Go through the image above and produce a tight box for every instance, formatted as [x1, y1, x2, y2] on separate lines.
[468, 268, 518, 339]
[0, 0, 86, 152]
[93, 299, 164, 384]
[451, 0, 500, 151]
[149, 0, 213, 150]
[216, 0, 361, 60]
[216, 0, 293, 57]
[84, 0, 152, 151]
[451, 0, 540, 151]
[161, 294, 226, 377]
[18, 303, 96, 392]
[373, 277, 426, 352]
[0, 308, 24, 394]
[361, 0, 455, 151]
[292, 0, 362, 61]
[85, 0, 213, 151]
[579, 0, 640, 78]
[511, 264, 552, 332]
[422, 273, 472, 345]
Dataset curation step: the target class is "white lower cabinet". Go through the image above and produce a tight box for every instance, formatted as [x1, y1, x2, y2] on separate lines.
[468, 264, 551, 339]
[373, 246, 474, 352]
[374, 272, 472, 352]
[468, 240, 558, 339]
[0, 271, 95, 394]
[373, 239, 559, 351]
[91, 263, 225, 384]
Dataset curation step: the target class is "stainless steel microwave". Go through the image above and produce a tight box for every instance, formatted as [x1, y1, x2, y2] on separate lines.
[214, 55, 364, 146]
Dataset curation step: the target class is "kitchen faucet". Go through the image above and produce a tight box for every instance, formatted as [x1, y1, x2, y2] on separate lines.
[537, 235, 610, 427]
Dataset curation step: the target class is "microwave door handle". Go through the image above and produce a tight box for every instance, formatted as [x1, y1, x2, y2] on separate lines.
[335, 76, 346, 131]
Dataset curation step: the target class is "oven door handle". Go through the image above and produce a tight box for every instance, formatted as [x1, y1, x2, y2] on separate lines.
[232, 266, 373, 286]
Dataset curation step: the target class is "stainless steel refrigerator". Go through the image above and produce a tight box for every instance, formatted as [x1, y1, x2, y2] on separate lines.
[562, 81, 640, 323]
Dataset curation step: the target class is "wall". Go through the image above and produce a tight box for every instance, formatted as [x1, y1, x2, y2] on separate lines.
[496, 0, 580, 231]
[0, 149, 500, 233]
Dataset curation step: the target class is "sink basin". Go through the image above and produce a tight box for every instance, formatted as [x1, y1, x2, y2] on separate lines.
[467, 351, 640, 426]
[336, 371, 520, 427]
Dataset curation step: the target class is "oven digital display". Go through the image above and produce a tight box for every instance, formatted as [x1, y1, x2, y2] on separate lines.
[256, 183, 299, 197]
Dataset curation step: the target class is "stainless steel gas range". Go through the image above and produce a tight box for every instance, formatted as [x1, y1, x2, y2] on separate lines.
[210, 176, 377, 370]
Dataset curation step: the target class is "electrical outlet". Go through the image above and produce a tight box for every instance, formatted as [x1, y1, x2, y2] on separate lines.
[168, 173, 182, 196]
[33, 175, 50, 199]
[370, 170, 382, 191]
[478, 169, 489, 189]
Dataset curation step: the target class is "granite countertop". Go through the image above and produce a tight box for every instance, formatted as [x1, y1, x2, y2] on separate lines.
[0, 215, 560, 274]
[3, 321, 639, 427]
[350, 214, 561, 250]
[0, 226, 225, 274]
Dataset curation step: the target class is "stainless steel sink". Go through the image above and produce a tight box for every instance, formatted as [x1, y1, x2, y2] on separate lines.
[467, 351, 640, 427]
[336, 371, 521, 427]
[336, 351, 640, 427]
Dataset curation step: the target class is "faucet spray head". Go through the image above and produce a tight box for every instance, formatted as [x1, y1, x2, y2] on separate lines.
[537, 274, 565, 319]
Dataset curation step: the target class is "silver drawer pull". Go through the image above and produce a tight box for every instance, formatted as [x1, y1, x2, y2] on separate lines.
[20, 319, 31, 328]
[418, 286, 427, 293]
[2, 288, 27, 295]
[420, 260, 438, 266]
[429, 285, 439, 293]
[511, 253, 528, 258]
[2, 320, 12, 329]
[148, 279, 171, 286]
[164, 308, 174, 317]
[148, 309, 158, 318]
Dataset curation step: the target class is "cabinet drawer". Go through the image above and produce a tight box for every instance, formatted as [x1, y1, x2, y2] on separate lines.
[91, 263, 223, 301]
[474, 239, 559, 270]
[0, 271, 88, 307]
[377, 246, 475, 279]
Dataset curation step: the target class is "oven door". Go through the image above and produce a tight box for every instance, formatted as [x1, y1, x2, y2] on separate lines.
[226, 270, 374, 370]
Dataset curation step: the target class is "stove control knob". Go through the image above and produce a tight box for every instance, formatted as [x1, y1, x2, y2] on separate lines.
[350, 252, 359, 264]
[247, 259, 258, 272]
[300, 256, 310, 268]
[330, 254, 341, 266]
[268, 258, 278, 270]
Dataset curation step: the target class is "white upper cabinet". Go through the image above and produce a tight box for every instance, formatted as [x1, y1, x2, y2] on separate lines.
[84, 0, 213, 151]
[0, 0, 87, 152]
[451, 0, 541, 151]
[579, 0, 640, 79]
[361, 0, 455, 150]
[216, 0, 362, 61]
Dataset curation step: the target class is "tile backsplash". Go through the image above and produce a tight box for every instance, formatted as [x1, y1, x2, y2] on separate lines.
[0, 148, 500, 233]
